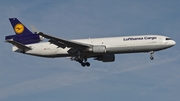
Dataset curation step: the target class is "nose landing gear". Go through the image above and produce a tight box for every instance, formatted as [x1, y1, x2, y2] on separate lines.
[150, 51, 154, 60]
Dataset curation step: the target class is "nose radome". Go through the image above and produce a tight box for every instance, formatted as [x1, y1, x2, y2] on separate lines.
[172, 40, 176, 45]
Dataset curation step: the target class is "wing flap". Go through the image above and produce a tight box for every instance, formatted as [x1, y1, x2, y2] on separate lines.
[6, 39, 32, 50]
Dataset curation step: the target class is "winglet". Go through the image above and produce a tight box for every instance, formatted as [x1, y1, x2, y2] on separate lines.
[30, 25, 39, 33]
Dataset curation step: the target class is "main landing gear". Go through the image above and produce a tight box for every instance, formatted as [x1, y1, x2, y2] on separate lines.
[71, 57, 90, 67]
[79, 61, 90, 67]
[150, 51, 154, 60]
[78, 58, 91, 67]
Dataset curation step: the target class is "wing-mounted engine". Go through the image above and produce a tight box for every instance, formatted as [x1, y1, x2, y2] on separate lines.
[89, 45, 106, 53]
[94, 54, 115, 62]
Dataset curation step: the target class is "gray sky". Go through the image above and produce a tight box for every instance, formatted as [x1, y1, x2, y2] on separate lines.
[0, 0, 180, 101]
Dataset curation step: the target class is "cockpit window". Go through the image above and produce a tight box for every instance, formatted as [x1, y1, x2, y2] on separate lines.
[166, 38, 172, 40]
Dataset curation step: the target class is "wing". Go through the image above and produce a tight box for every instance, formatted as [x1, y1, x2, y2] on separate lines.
[38, 32, 92, 50]
[6, 39, 32, 50]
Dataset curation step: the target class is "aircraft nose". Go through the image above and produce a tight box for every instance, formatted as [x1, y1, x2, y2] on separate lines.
[172, 40, 176, 45]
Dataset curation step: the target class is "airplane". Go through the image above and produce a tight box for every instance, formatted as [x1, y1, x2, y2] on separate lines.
[5, 18, 176, 67]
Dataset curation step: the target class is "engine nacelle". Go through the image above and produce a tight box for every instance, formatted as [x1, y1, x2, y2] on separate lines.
[95, 54, 115, 62]
[89, 45, 106, 53]
[39, 35, 44, 41]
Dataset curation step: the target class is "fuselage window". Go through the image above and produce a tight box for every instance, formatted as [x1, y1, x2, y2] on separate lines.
[166, 38, 172, 40]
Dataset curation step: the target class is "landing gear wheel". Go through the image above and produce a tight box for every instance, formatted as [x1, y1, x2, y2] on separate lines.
[150, 56, 154, 60]
[81, 63, 86, 67]
[81, 62, 90, 67]
[86, 62, 90, 67]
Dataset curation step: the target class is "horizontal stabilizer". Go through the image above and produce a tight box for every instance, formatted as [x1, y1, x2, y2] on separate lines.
[5, 39, 32, 50]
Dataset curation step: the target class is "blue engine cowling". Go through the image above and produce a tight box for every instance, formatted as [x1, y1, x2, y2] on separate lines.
[6, 34, 43, 44]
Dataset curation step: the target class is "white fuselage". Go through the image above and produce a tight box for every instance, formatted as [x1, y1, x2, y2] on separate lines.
[12, 35, 176, 58]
